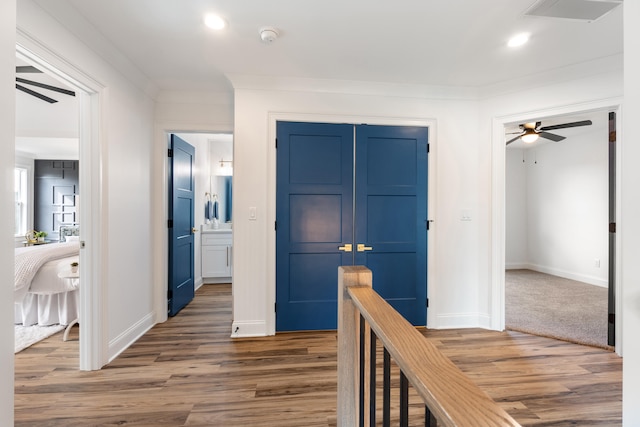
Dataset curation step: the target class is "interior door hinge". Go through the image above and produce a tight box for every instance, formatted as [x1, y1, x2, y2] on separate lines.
[275, 221, 277, 231]
[275, 138, 278, 149]
[168, 219, 173, 228]
[426, 298, 429, 308]
[609, 313, 615, 324]
[274, 302, 277, 313]
[427, 143, 430, 153]
[168, 148, 173, 157]
[426, 220, 433, 231]
[610, 222, 616, 233]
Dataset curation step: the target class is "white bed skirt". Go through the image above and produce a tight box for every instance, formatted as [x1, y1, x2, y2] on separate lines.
[14, 288, 79, 326]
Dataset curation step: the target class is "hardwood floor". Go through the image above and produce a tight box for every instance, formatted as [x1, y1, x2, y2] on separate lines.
[15, 284, 622, 426]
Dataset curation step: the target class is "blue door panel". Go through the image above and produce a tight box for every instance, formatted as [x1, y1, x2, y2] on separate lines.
[289, 253, 342, 302]
[355, 125, 428, 326]
[366, 195, 417, 244]
[364, 252, 421, 324]
[168, 134, 195, 316]
[276, 121, 353, 331]
[174, 197, 193, 233]
[290, 194, 344, 243]
[366, 137, 418, 186]
[290, 135, 344, 185]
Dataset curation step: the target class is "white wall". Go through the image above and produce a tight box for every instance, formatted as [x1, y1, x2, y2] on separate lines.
[0, 0, 16, 423]
[505, 148, 527, 266]
[527, 121, 608, 285]
[229, 79, 483, 335]
[17, 0, 157, 361]
[623, 2, 640, 424]
[506, 117, 609, 287]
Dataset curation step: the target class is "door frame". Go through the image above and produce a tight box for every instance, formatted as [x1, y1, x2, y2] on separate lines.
[16, 34, 107, 370]
[153, 127, 233, 326]
[490, 98, 623, 355]
[266, 112, 438, 335]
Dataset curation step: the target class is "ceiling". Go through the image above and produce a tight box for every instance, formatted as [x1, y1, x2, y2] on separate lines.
[29, 0, 623, 94]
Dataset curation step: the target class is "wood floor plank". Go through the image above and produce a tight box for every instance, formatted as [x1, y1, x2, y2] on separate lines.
[15, 283, 621, 426]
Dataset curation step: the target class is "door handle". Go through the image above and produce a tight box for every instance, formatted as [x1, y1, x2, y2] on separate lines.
[357, 243, 373, 252]
[338, 243, 352, 252]
[191, 227, 198, 234]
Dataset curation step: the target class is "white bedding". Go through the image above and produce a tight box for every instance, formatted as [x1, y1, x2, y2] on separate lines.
[14, 242, 81, 326]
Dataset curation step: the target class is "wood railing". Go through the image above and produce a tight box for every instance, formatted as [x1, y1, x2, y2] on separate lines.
[337, 266, 521, 427]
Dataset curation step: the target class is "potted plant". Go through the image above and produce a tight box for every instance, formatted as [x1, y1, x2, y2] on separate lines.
[70, 262, 79, 274]
[34, 230, 47, 243]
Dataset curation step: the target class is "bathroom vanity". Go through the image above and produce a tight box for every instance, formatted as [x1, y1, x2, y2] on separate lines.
[201, 226, 232, 283]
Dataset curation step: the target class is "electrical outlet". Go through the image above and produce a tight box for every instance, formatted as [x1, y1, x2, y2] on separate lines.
[594, 259, 600, 268]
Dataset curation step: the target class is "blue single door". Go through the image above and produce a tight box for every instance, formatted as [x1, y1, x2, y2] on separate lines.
[168, 134, 195, 316]
[355, 125, 428, 325]
[276, 122, 428, 331]
[276, 122, 354, 330]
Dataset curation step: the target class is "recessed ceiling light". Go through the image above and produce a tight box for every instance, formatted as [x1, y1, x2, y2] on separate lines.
[507, 33, 530, 48]
[204, 14, 226, 30]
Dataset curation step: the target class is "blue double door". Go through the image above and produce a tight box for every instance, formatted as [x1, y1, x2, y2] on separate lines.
[276, 122, 428, 331]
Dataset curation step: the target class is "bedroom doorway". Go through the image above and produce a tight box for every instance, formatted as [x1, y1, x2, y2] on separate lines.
[502, 108, 617, 350]
[14, 43, 104, 370]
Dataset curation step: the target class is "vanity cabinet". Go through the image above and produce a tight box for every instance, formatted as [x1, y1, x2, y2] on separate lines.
[201, 230, 232, 283]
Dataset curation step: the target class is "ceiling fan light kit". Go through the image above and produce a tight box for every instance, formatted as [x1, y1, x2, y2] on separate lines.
[505, 119, 593, 146]
[521, 128, 539, 143]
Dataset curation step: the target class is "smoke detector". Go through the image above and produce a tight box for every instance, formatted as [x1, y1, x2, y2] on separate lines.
[260, 27, 279, 43]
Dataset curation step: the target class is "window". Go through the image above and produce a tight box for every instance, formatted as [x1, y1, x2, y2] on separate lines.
[15, 167, 28, 236]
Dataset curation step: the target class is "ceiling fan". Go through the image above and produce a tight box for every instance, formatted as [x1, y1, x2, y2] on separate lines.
[15, 65, 76, 104]
[505, 119, 593, 145]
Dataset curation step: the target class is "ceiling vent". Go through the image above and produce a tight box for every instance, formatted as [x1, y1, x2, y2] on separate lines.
[525, 0, 622, 22]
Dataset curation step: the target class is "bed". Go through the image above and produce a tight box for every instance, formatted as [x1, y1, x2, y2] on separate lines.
[14, 226, 80, 327]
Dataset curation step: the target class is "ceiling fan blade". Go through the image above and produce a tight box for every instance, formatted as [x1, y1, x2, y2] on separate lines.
[505, 135, 522, 145]
[539, 120, 593, 131]
[539, 131, 565, 142]
[16, 84, 58, 104]
[16, 77, 75, 97]
[16, 65, 42, 73]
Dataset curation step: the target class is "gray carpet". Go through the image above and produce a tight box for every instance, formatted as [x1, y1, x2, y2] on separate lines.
[505, 269, 612, 350]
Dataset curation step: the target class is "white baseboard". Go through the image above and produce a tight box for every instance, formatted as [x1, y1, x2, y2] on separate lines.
[195, 277, 204, 291]
[203, 277, 232, 284]
[516, 263, 608, 288]
[108, 312, 155, 363]
[433, 312, 491, 329]
[230, 320, 268, 338]
[506, 262, 529, 270]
